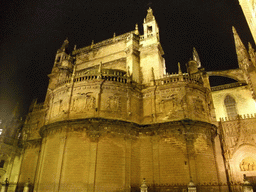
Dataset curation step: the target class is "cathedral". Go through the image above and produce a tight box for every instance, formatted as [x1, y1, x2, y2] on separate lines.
[1, 4, 256, 192]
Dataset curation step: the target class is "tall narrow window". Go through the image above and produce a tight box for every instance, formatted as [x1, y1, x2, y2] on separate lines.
[0, 129, 2, 135]
[224, 95, 238, 118]
[0, 160, 5, 168]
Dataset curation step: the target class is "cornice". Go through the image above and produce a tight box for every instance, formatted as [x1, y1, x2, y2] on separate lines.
[39, 118, 217, 140]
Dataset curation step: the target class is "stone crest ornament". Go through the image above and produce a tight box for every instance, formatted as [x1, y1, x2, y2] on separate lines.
[72, 93, 96, 113]
[107, 94, 121, 112]
[160, 94, 181, 119]
[193, 98, 205, 117]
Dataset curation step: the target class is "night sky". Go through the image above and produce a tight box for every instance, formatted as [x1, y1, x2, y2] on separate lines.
[0, 0, 255, 120]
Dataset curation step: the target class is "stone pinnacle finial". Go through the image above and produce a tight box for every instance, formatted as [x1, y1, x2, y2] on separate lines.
[151, 67, 155, 80]
[151, 67, 155, 85]
[127, 66, 131, 77]
[188, 178, 196, 192]
[98, 62, 102, 73]
[91, 40, 94, 48]
[140, 178, 148, 192]
[59, 38, 69, 52]
[232, 26, 250, 69]
[113, 32, 116, 38]
[145, 7, 155, 22]
[193, 47, 201, 68]
[135, 24, 139, 35]
[178, 62, 182, 74]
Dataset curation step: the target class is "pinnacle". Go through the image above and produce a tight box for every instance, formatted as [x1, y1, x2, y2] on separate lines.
[145, 7, 155, 22]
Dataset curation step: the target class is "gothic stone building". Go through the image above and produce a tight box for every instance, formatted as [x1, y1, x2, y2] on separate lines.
[1, 7, 256, 192]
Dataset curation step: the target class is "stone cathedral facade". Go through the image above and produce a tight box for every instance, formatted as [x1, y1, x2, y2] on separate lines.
[1, 7, 256, 192]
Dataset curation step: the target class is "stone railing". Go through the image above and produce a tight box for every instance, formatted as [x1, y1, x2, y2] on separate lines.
[139, 32, 159, 40]
[56, 69, 129, 87]
[154, 74, 203, 86]
[211, 82, 245, 91]
[73, 31, 135, 55]
[55, 78, 72, 87]
[74, 73, 129, 84]
[219, 113, 256, 122]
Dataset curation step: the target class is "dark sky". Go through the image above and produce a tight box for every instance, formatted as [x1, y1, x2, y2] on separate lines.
[0, 0, 255, 119]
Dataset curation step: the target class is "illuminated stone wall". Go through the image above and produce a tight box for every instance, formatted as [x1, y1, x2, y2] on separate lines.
[18, 119, 221, 191]
[7, 7, 256, 192]
[212, 85, 256, 120]
[238, 0, 256, 43]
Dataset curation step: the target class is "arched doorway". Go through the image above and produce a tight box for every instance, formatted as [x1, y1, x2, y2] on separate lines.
[231, 145, 256, 191]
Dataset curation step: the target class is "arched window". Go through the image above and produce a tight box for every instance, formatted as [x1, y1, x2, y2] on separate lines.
[224, 95, 238, 118]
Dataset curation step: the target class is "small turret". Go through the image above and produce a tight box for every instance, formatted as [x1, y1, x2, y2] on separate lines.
[178, 62, 184, 81]
[135, 24, 139, 35]
[143, 7, 160, 40]
[140, 8, 165, 83]
[193, 47, 201, 68]
[52, 38, 73, 72]
[47, 39, 74, 91]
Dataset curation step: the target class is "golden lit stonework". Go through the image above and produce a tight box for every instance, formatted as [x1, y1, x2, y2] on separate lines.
[1, 7, 256, 192]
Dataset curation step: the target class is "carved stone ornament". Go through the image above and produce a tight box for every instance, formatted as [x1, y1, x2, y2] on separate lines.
[107, 95, 121, 112]
[193, 98, 205, 117]
[160, 94, 181, 120]
[72, 93, 96, 113]
[240, 157, 256, 171]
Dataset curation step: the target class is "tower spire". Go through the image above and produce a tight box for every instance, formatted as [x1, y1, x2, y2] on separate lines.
[135, 24, 139, 35]
[58, 38, 69, 53]
[143, 7, 160, 41]
[178, 62, 182, 75]
[232, 26, 250, 69]
[193, 47, 201, 68]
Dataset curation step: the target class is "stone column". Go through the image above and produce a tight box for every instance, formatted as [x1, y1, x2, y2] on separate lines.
[0, 185, 7, 192]
[87, 134, 99, 192]
[1, 178, 9, 192]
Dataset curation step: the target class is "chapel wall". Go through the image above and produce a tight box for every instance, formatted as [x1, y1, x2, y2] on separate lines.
[37, 133, 62, 192]
[75, 40, 127, 71]
[17, 145, 40, 187]
[58, 131, 90, 191]
[212, 85, 256, 120]
[46, 80, 142, 124]
[142, 82, 211, 124]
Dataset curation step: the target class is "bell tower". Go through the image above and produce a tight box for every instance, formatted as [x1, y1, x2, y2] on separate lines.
[143, 7, 160, 41]
[48, 38, 73, 90]
[140, 8, 166, 83]
[44, 39, 73, 105]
